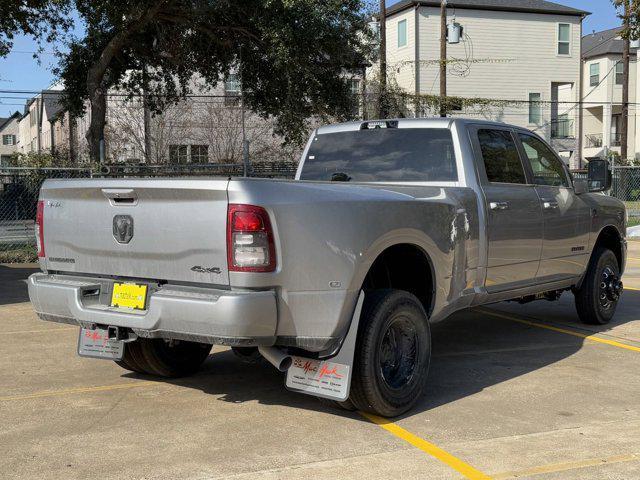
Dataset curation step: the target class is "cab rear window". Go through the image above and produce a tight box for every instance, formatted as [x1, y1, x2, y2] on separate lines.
[299, 128, 458, 182]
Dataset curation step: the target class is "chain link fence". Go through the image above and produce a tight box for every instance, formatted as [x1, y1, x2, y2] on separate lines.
[1, 161, 638, 263]
[0, 162, 298, 262]
[612, 166, 640, 227]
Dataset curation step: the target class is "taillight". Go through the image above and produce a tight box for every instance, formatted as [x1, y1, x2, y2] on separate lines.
[36, 200, 45, 257]
[227, 204, 276, 272]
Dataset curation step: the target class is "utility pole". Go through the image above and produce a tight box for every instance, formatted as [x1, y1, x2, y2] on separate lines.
[142, 66, 152, 163]
[439, 0, 447, 117]
[621, 0, 630, 161]
[379, 0, 387, 118]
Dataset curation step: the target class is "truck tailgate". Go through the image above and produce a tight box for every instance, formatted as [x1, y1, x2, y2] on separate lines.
[40, 178, 230, 285]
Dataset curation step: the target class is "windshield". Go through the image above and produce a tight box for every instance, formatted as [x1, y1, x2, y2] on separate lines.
[299, 128, 458, 182]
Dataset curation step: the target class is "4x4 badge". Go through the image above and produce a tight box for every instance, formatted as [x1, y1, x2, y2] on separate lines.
[113, 215, 134, 244]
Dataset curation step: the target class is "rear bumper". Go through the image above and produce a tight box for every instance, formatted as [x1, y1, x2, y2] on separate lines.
[28, 273, 278, 346]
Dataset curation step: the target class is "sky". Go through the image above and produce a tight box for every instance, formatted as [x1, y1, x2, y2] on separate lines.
[0, 0, 623, 117]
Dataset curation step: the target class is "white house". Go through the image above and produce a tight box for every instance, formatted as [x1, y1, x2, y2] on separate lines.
[15, 75, 291, 165]
[15, 86, 65, 156]
[580, 27, 638, 163]
[383, 0, 588, 167]
[0, 111, 21, 165]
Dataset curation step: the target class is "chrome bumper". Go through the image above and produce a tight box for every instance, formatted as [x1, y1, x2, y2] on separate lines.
[28, 273, 278, 346]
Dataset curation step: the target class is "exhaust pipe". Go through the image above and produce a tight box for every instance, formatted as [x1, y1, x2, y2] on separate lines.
[258, 346, 292, 372]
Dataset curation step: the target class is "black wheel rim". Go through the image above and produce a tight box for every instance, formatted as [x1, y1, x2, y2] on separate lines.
[599, 265, 623, 311]
[378, 316, 419, 390]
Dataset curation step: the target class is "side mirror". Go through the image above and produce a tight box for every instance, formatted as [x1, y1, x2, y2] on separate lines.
[573, 178, 588, 195]
[587, 158, 612, 192]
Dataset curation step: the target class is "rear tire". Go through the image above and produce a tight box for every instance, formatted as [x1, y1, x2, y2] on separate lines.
[231, 346, 263, 365]
[348, 289, 431, 418]
[137, 338, 212, 377]
[575, 247, 623, 325]
[114, 342, 147, 374]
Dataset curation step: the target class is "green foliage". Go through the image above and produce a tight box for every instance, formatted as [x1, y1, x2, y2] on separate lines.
[613, 1, 640, 40]
[0, 0, 72, 58]
[0, 245, 38, 264]
[8, 151, 92, 169]
[55, 0, 372, 145]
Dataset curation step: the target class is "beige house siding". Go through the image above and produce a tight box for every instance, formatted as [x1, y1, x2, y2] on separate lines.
[0, 116, 20, 162]
[386, 8, 418, 94]
[385, 6, 583, 165]
[581, 53, 638, 161]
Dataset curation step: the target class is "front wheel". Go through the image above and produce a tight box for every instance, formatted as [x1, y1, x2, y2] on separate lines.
[575, 247, 623, 325]
[348, 289, 431, 418]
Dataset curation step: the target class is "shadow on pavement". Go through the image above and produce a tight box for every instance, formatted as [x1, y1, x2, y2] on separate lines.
[120, 289, 639, 420]
[0, 264, 39, 306]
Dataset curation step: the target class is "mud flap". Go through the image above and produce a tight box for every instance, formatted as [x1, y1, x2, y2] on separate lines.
[285, 291, 364, 401]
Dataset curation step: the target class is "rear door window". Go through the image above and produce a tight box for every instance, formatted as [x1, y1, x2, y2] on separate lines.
[299, 128, 457, 182]
[477, 129, 527, 184]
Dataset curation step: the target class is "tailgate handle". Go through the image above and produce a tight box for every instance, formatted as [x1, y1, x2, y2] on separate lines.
[102, 189, 138, 206]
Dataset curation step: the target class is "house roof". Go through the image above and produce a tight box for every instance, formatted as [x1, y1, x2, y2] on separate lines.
[42, 91, 64, 122]
[0, 111, 20, 132]
[387, 0, 589, 17]
[582, 27, 638, 59]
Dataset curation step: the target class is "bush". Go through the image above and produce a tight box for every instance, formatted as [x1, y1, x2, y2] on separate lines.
[0, 244, 38, 264]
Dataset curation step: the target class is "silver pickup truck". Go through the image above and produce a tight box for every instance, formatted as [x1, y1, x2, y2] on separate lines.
[28, 118, 627, 417]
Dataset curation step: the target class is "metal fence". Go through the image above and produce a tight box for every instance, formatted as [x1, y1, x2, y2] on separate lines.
[0, 162, 298, 261]
[1, 162, 638, 262]
[612, 166, 640, 227]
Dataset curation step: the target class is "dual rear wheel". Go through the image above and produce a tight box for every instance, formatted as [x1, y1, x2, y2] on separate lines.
[114, 248, 621, 417]
[326, 289, 432, 417]
[116, 338, 212, 377]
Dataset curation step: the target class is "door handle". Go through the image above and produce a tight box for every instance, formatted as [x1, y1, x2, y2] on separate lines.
[489, 201, 509, 211]
[543, 200, 559, 209]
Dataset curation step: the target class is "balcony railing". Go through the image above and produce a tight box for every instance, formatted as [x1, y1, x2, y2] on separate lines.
[551, 119, 574, 139]
[585, 133, 603, 148]
[584, 133, 625, 148]
[611, 133, 622, 147]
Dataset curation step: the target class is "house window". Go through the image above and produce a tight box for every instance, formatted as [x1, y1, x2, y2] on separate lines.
[590, 63, 600, 86]
[191, 144, 209, 163]
[169, 144, 189, 164]
[615, 61, 624, 85]
[553, 113, 571, 138]
[224, 74, 241, 106]
[557, 23, 570, 55]
[528, 93, 541, 124]
[398, 19, 407, 48]
[2, 134, 16, 145]
[349, 79, 361, 96]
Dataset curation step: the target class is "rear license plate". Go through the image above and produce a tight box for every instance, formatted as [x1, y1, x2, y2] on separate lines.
[111, 282, 148, 310]
[78, 327, 124, 360]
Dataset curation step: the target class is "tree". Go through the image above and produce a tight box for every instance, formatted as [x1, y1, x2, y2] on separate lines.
[56, 0, 371, 162]
[0, 0, 72, 58]
[614, 0, 640, 40]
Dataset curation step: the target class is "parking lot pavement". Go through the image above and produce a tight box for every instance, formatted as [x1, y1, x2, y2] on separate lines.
[1, 244, 640, 480]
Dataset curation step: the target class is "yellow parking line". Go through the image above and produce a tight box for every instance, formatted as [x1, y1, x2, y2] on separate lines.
[627, 286, 640, 291]
[628, 257, 640, 261]
[479, 308, 640, 353]
[360, 412, 492, 480]
[0, 381, 156, 402]
[492, 453, 638, 479]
